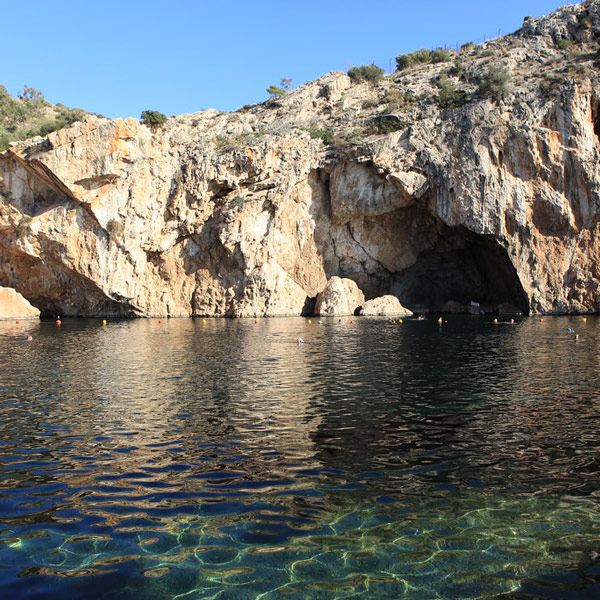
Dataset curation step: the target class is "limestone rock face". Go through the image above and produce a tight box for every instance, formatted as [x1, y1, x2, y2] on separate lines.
[360, 295, 412, 316]
[2, 3, 600, 316]
[315, 277, 365, 316]
[0, 286, 40, 319]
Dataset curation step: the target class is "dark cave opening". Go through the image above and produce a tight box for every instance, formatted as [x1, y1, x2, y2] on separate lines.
[390, 228, 529, 315]
[593, 102, 600, 146]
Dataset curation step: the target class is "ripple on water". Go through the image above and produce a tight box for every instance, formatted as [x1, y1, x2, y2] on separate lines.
[1, 316, 600, 598]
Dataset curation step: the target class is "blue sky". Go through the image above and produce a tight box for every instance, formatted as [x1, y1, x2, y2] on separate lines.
[4, 0, 573, 119]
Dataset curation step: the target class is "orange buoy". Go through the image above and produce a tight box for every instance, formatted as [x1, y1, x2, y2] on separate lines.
[158, 319, 162, 324]
[539, 317, 543, 322]
[16, 320, 20, 324]
[56, 319, 62, 325]
[254, 319, 258, 324]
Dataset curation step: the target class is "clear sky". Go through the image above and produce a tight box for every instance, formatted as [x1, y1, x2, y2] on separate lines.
[4, 0, 575, 119]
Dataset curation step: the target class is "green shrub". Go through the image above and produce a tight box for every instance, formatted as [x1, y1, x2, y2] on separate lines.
[448, 61, 465, 76]
[460, 42, 476, 53]
[396, 48, 431, 70]
[556, 38, 573, 50]
[396, 47, 451, 71]
[361, 98, 380, 109]
[229, 195, 249, 210]
[348, 64, 384, 84]
[478, 66, 511, 101]
[431, 48, 451, 63]
[375, 119, 408, 134]
[266, 85, 286, 96]
[379, 89, 415, 111]
[140, 110, 167, 129]
[0, 84, 89, 150]
[436, 77, 469, 108]
[366, 115, 408, 135]
[308, 127, 334, 144]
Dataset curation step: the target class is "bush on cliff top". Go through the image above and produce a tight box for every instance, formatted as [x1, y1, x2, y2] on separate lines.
[396, 47, 452, 71]
[0, 85, 87, 151]
[347, 65, 384, 84]
[140, 110, 168, 129]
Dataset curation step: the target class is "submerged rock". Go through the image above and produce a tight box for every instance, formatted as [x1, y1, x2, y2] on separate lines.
[360, 295, 412, 316]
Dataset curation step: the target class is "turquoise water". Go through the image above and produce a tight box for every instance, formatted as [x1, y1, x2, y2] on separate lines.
[1, 316, 600, 599]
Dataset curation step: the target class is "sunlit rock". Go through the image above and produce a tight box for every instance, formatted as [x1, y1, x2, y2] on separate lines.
[0, 286, 40, 319]
[315, 277, 365, 316]
[360, 295, 412, 316]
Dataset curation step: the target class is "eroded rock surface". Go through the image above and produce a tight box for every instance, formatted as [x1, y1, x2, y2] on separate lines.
[360, 295, 412, 316]
[2, 3, 600, 315]
[315, 277, 365, 316]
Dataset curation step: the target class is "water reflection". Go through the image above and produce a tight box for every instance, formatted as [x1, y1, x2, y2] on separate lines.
[1, 316, 600, 598]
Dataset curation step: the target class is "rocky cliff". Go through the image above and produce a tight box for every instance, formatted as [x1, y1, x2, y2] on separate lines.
[2, 2, 600, 317]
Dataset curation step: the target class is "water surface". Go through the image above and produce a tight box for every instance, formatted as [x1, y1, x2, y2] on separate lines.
[1, 316, 600, 599]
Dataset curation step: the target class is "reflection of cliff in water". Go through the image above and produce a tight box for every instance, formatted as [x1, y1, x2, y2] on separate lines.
[0, 319, 327, 524]
[302, 318, 600, 498]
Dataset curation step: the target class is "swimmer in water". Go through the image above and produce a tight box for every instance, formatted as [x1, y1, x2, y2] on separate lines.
[297, 337, 304, 344]
[25, 335, 33, 342]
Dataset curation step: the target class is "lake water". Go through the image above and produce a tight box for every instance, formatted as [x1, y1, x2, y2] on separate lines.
[1, 316, 600, 599]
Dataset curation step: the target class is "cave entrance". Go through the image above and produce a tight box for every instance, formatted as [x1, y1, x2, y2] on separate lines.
[391, 227, 529, 315]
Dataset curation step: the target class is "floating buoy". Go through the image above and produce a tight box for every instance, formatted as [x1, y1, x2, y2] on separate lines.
[308, 319, 312, 324]
[15, 320, 19, 324]
[254, 319, 258, 324]
[437, 317, 442, 324]
[102, 319, 107, 325]
[583, 317, 587, 323]
[158, 319, 162, 324]
[350, 320, 354, 324]
[56, 320, 62, 325]
[539, 318, 544, 322]
[399, 319, 403, 323]
[493, 318, 498, 324]
[202, 319, 206, 324]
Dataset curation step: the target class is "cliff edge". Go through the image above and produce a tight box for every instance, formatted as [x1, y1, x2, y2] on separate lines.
[2, 2, 600, 316]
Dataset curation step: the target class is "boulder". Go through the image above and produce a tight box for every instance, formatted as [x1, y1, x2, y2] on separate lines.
[0, 287, 40, 319]
[314, 277, 365, 316]
[360, 295, 413, 316]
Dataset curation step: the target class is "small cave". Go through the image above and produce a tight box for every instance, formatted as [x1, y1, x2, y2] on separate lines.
[391, 227, 529, 315]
